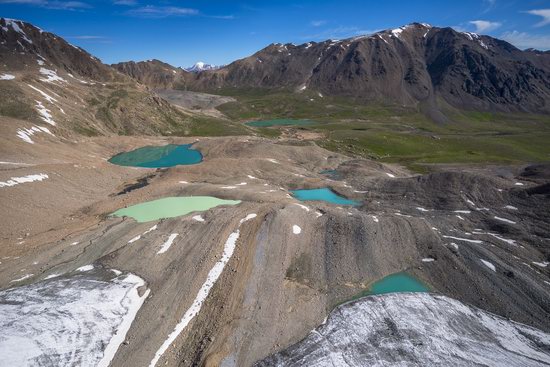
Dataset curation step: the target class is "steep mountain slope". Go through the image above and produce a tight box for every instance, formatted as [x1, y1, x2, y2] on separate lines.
[0, 18, 191, 144]
[111, 59, 189, 89]
[176, 23, 550, 113]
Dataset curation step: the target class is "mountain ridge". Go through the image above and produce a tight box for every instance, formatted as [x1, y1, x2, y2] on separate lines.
[114, 22, 550, 114]
[0, 17, 193, 142]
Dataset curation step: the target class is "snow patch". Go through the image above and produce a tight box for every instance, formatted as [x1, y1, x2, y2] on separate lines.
[292, 225, 302, 235]
[35, 101, 56, 126]
[480, 259, 496, 272]
[192, 215, 205, 222]
[4, 19, 32, 44]
[442, 235, 483, 244]
[504, 205, 518, 210]
[386, 173, 396, 178]
[0, 173, 48, 188]
[39, 68, 67, 83]
[157, 233, 179, 255]
[293, 203, 310, 212]
[76, 265, 94, 272]
[0, 74, 15, 80]
[149, 214, 256, 367]
[494, 216, 516, 225]
[10, 274, 33, 283]
[27, 84, 57, 103]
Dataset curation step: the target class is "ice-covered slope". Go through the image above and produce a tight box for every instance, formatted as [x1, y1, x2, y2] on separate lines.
[0, 269, 149, 366]
[256, 292, 550, 366]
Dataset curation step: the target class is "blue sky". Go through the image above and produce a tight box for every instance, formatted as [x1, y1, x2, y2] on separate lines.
[1, 0, 549, 66]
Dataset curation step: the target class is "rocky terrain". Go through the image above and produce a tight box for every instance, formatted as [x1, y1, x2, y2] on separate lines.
[0, 18, 199, 139]
[1, 17, 550, 367]
[1, 132, 549, 366]
[116, 23, 550, 114]
[257, 292, 550, 366]
[111, 59, 189, 90]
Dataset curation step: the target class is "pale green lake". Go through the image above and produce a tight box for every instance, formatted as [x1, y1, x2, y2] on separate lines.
[112, 196, 240, 222]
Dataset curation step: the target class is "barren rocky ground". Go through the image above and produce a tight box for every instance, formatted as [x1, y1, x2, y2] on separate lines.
[1, 131, 549, 366]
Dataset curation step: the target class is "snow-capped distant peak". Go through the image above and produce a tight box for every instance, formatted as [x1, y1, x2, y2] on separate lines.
[184, 61, 220, 73]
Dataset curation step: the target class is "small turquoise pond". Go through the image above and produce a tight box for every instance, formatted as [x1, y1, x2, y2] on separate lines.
[245, 119, 316, 128]
[109, 144, 202, 168]
[344, 272, 429, 305]
[369, 272, 429, 295]
[290, 188, 359, 206]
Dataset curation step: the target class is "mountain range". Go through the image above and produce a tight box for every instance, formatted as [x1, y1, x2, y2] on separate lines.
[115, 23, 550, 115]
[2, 17, 550, 142]
[0, 18, 193, 141]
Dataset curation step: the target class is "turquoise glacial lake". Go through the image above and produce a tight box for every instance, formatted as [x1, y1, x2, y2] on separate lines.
[109, 144, 202, 168]
[245, 119, 316, 128]
[290, 188, 359, 206]
[369, 272, 429, 295]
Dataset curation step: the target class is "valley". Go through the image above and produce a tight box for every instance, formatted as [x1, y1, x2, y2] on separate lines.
[1, 16, 550, 367]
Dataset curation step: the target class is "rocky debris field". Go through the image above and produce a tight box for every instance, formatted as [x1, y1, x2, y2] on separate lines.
[0, 135, 549, 366]
[256, 292, 550, 366]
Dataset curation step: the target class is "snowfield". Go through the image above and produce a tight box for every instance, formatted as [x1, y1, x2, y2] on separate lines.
[149, 213, 257, 367]
[157, 233, 179, 254]
[0, 271, 149, 367]
[257, 293, 550, 366]
[16, 125, 53, 144]
[0, 173, 48, 188]
[39, 67, 67, 83]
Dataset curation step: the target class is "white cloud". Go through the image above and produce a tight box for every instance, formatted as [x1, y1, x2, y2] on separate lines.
[310, 20, 327, 27]
[66, 35, 111, 43]
[501, 30, 550, 50]
[302, 26, 381, 40]
[68, 35, 105, 39]
[113, 0, 136, 5]
[469, 20, 501, 33]
[525, 9, 550, 27]
[0, 0, 90, 9]
[483, 0, 496, 10]
[125, 5, 199, 18]
[209, 15, 235, 20]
